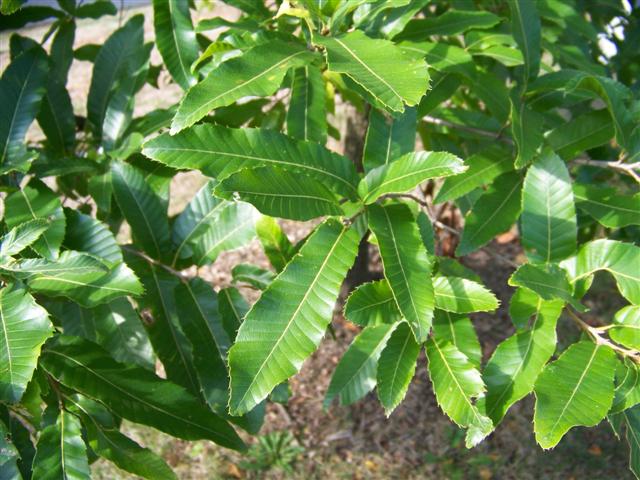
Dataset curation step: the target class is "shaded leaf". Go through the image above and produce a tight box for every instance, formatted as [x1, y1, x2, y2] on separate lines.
[363, 107, 417, 172]
[286, 65, 327, 143]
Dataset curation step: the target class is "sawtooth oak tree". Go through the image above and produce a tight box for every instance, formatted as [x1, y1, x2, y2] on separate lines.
[1, 0, 640, 478]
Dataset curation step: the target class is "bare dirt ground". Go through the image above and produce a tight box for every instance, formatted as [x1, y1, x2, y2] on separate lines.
[1, 3, 632, 478]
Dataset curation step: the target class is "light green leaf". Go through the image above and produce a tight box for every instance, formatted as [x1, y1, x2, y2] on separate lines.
[508, 263, 583, 311]
[561, 239, 640, 305]
[508, 0, 541, 83]
[4, 180, 66, 260]
[433, 276, 499, 314]
[359, 151, 465, 204]
[368, 203, 434, 343]
[435, 146, 512, 203]
[521, 149, 577, 263]
[0, 219, 49, 258]
[256, 216, 295, 273]
[471, 44, 524, 66]
[432, 310, 481, 368]
[397, 10, 501, 40]
[229, 219, 360, 415]
[325, 323, 396, 408]
[143, 125, 360, 200]
[0, 284, 52, 403]
[425, 338, 492, 447]
[377, 321, 419, 415]
[363, 107, 417, 172]
[175, 278, 231, 412]
[610, 306, 640, 351]
[172, 41, 316, 132]
[316, 30, 429, 113]
[286, 65, 327, 144]
[343, 280, 402, 327]
[547, 109, 614, 160]
[63, 209, 122, 266]
[215, 166, 343, 221]
[456, 171, 523, 256]
[478, 294, 563, 428]
[573, 184, 640, 229]
[32, 410, 90, 480]
[3, 251, 107, 280]
[40, 336, 245, 450]
[533, 341, 617, 449]
[0, 44, 48, 171]
[111, 161, 171, 260]
[153, 0, 198, 90]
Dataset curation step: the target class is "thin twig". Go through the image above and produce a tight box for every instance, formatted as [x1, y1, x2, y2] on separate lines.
[121, 245, 189, 280]
[422, 115, 514, 144]
[572, 158, 640, 184]
[566, 309, 640, 363]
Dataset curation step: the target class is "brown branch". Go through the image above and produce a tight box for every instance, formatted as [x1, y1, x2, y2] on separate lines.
[566, 309, 640, 363]
[121, 245, 190, 281]
[572, 157, 640, 184]
[422, 115, 514, 144]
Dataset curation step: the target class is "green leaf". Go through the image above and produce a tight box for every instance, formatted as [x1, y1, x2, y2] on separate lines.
[508, 0, 541, 83]
[75, 1, 117, 18]
[508, 263, 583, 311]
[315, 30, 429, 113]
[510, 97, 544, 169]
[561, 239, 640, 305]
[0, 218, 49, 258]
[363, 107, 417, 172]
[215, 166, 343, 221]
[286, 65, 327, 144]
[611, 359, 640, 414]
[228, 219, 360, 415]
[232, 264, 275, 291]
[175, 278, 231, 411]
[27, 260, 144, 308]
[153, 0, 198, 90]
[190, 202, 258, 267]
[87, 15, 144, 138]
[0, 43, 48, 171]
[63, 209, 122, 266]
[456, 171, 523, 256]
[40, 336, 245, 450]
[425, 338, 492, 447]
[478, 294, 563, 428]
[171, 41, 316, 132]
[547, 109, 614, 160]
[533, 341, 617, 449]
[400, 41, 475, 77]
[376, 321, 419, 415]
[171, 180, 225, 265]
[469, 71, 510, 124]
[256, 216, 295, 273]
[573, 184, 640, 229]
[416, 211, 435, 254]
[68, 396, 176, 480]
[620, 406, 640, 479]
[359, 151, 465, 204]
[0, 418, 21, 478]
[218, 287, 248, 342]
[32, 410, 91, 480]
[126, 256, 200, 395]
[143, 125, 360, 200]
[368, 203, 434, 342]
[111, 161, 171, 260]
[397, 10, 501, 40]
[3, 251, 107, 280]
[4, 180, 66, 260]
[344, 280, 402, 327]
[610, 306, 640, 351]
[521, 149, 577, 263]
[433, 276, 499, 314]
[435, 146, 512, 203]
[471, 45, 524, 66]
[324, 323, 397, 408]
[432, 310, 481, 368]
[0, 284, 52, 402]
